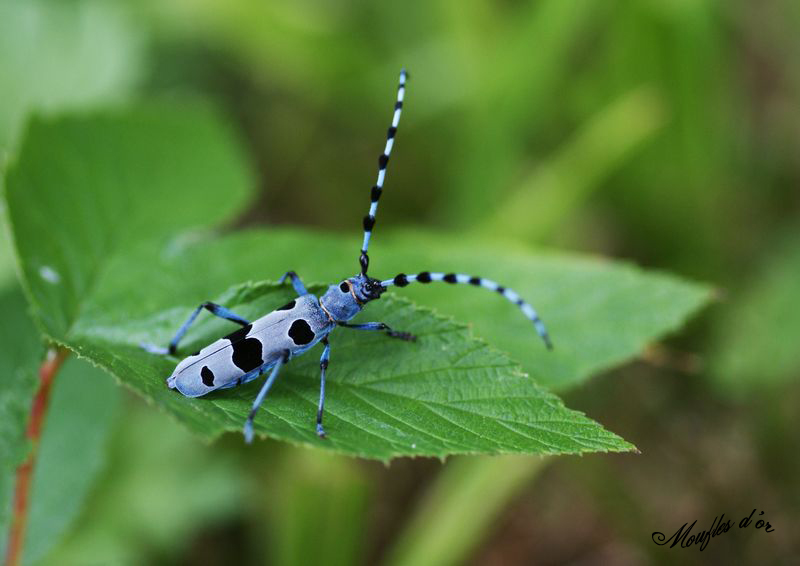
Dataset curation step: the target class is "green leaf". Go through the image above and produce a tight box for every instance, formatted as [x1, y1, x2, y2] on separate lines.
[70, 280, 633, 459]
[711, 232, 800, 393]
[0, 0, 143, 149]
[4, 106, 710, 459]
[4, 103, 254, 339]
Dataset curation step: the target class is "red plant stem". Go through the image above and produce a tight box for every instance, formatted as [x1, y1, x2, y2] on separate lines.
[4, 348, 69, 566]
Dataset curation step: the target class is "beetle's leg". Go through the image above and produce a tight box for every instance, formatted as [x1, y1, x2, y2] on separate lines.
[338, 322, 416, 342]
[141, 302, 251, 356]
[316, 338, 331, 438]
[278, 271, 308, 296]
[243, 350, 290, 443]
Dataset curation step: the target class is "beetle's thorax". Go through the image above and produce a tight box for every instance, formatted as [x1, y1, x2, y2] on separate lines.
[319, 274, 385, 322]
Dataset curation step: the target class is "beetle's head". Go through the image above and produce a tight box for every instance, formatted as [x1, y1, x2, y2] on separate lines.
[320, 274, 385, 322]
[348, 274, 386, 303]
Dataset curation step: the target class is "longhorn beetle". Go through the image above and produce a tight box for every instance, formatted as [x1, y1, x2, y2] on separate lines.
[142, 69, 552, 443]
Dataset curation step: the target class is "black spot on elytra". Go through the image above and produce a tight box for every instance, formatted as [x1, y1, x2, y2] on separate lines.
[444, 273, 457, 283]
[224, 323, 253, 343]
[288, 319, 315, 346]
[201, 366, 215, 387]
[231, 337, 264, 373]
[339, 282, 349, 293]
[277, 299, 296, 311]
[417, 272, 432, 283]
[394, 273, 409, 287]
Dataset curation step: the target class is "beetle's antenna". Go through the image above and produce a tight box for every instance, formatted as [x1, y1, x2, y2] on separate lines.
[381, 272, 552, 349]
[359, 69, 408, 275]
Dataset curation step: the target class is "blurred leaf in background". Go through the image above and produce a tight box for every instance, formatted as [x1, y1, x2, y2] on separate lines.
[0, 287, 122, 566]
[577, 0, 738, 278]
[481, 87, 665, 245]
[258, 448, 371, 566]
[0, 232, 19, 290]
[711, 230, 800, 395]
[16, 359, 121, 566]
[0, 229, 42, 562]
[0, 285, 41, 565]
[0, 0, 144, 150]
[434, 1, 605, 228]
[0, 286, 42, 493]
[39, 402, 247, 566]
[383, 455, 549, 566]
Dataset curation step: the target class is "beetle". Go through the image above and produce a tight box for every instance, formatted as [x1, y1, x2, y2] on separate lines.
[142, 69, 551, 442]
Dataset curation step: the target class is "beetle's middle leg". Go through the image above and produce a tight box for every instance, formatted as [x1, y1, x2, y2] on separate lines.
[141, 302, 251, 355]
[316, 338, 331, 438]
[243, 350, 290, 443]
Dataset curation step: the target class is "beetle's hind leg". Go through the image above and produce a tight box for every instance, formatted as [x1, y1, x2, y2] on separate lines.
[141, 302, 251, 356]
[243, 350, 290, 443]
[338, 321, 417, 342]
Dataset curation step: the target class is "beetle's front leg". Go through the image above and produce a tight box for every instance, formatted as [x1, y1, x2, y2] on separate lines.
[338, 322, 416, 342]
[278, 271, 308, 296]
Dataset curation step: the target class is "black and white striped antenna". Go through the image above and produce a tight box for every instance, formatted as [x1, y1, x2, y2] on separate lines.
[359, 69, 407, 275]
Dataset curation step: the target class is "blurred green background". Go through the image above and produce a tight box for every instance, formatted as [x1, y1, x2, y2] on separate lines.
[1, 0, 799, 564]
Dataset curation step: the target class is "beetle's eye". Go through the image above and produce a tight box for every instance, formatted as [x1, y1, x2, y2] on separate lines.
[339, 282, 349, 293]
